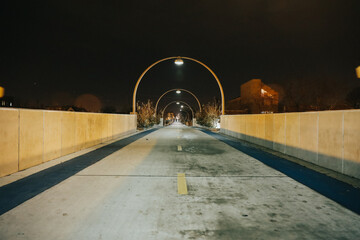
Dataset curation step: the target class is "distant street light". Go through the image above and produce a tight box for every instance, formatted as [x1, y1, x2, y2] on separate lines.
[154, 88, 202, 116]
[181, 105, 184, 108]
[161, 101, 194, 120]
[0, 86, 4, 98]
[356, 66, 360, 79]
[176, 102, 180, 104]
[174, 58, 184, 65]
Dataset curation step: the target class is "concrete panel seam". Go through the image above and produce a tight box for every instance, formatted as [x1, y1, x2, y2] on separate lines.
[284, 113, 287, 154]
[299, 114, 301, 152]
[43, 111, 45, 163]
[316, 112, 319, 164]
[60, 112, 62, 157]
[17, 109, 20, 172]
[341, 111, 344, 174]
[272, 113, 274, 150]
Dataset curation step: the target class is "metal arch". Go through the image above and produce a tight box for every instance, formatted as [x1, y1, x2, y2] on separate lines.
[154, 88, 201, 116]
[161, 101, 194, 120]
[132, 56, 225, 115]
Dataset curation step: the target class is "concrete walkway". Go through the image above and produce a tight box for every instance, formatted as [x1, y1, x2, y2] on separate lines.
[0, 123, 359, 239]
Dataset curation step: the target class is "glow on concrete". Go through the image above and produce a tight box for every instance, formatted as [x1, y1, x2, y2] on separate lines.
[0, 123, 359, 239]
[0, 108, 137, 177]
[221, 110, 360, 179]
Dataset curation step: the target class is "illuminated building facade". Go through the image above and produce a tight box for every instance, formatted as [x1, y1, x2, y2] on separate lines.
[226, 79, 279, 114]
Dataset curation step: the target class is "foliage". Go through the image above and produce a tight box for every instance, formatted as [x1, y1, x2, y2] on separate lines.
[136, 100, 159, 129]
[196, 100, 221, 128]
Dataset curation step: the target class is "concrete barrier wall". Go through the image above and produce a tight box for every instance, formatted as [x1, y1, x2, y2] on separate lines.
[0, 108, 136, 177]
[220, 110, 360, 179]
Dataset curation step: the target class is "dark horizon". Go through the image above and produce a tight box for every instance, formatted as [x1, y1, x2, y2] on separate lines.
[1, 0, 359, 113]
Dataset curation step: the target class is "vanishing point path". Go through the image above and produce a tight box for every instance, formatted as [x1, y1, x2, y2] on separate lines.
[0, 123, 359, 239]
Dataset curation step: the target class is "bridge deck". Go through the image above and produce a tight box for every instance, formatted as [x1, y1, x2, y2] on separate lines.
[1, 123, 359, 239]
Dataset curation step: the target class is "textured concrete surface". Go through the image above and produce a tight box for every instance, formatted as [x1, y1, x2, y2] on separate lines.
[221, 110, 360, 179]
[343, 111, 360, 177]
[1, 123, 360, 239]
[19, 109, 44, 170]
[0, 108, 136, 177]
[318, 111, 343, 173]
[0, 108, 19, 177]
[299, 112, 318, 164]
[44, 111, 62, 162]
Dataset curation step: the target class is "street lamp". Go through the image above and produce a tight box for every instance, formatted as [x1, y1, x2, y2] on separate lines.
[356, 66, 360, 79]
[176, 90, 181, 94]
[174, 58, 184, 65]
[176, 102, 180, 104]
[181, 105, 184, 108]
[0, 86, 4, 98]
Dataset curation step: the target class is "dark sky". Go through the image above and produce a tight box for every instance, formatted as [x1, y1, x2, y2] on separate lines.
[1, 0, 359, 112]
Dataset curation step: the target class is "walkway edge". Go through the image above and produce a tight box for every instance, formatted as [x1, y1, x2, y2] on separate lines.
[0, 128, 158, 216]
[200, 129, 360, 215]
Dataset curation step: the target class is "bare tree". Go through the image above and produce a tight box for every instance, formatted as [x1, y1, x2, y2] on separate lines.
[196, 99, 221, 128]
[136, 100, 158, 129]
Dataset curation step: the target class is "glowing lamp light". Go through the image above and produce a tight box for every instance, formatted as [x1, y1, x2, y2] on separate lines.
[174, 58, 184, 65]
[0, 86, 4, 98]
[356, 66, 360, 79]
[176, 102, 180, 104]
[181, 105, 184, 108]
[176, 90, 181, 94]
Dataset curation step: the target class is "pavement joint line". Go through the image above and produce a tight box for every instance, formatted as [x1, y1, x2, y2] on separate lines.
[177, 145, 182, 151]
[177, 173, 188, 195]
[74, 174, 288, 178]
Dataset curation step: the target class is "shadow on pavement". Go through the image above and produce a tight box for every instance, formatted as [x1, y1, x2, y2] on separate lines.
[0, 129, 157, 216]
[201, 129, 360, 215]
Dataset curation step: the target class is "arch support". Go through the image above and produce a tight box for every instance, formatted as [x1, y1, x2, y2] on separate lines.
[132, 56, 225, 115]
[161, 101, 194, 120]
[154, 88, 201, 116]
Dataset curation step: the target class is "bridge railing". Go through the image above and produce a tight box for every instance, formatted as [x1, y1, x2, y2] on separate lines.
[220, 110, 360, 180]
[0, 108, 137, 177]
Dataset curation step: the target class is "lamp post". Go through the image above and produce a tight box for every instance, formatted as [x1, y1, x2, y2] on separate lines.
[132, 56, 225, 115]
[154, 88, 202, 116]
[356, 66, 360, 79]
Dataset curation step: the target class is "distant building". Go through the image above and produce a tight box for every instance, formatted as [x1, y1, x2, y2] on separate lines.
[0, 96, 15, 108]
[45, 105, 87, 112]
[226, 79, 279, 114]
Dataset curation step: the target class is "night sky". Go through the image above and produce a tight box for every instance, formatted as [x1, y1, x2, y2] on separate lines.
[1, 0, 359, 113]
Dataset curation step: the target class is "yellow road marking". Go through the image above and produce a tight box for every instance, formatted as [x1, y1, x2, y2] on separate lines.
[177, 145, 182, 151]
[177, 173, 188, 195]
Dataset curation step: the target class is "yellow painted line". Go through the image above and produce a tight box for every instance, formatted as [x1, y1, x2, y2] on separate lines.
[177, 145, 182, 151]
[177, 173, 188, 195]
